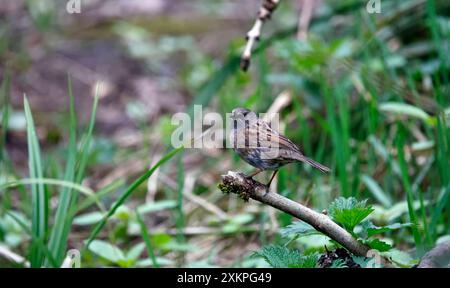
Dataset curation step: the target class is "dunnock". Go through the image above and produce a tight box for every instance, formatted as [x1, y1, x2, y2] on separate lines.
[230, 107, 330, 191]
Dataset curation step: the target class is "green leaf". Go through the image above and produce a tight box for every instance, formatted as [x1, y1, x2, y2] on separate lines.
[136, 200, 177, 214]
[379, 102, 436, 126]
[1, 71, 11, 158]
[328, 197, 374, 232]
[382, 249, 417, 267]
[361, 221, 412, 237]
[24, 96, 48, 268]
[280, 221, 321, 238]
[364, 238, 392, 252]
[88, 240, 125, 264]
[297, 235, 333, 250]
[361, 174, 392, 207]
[75, 84, 100, 184]
[136, 211, 159, 268]
[46, 76, 78, 267]
[351, 256, 374, 268]
[126, 242, 145, 261]
[73, 212, 105, 226]
[151, 233, 172, 248]
[371, 200, 429, 223]
[136, 257, 173, 267]
[163, 241, 197, 252]
[253, 245, 318, 268]
[222, 213, 254, 234]
[329, 259, 347, 268]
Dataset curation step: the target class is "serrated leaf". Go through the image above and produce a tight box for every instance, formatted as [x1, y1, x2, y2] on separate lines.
[364, 238, 392, 252]
[280, 221, 320, 238]
[351, 255, 384, 268]
[329, 197, 374, 232]
[361, 221, 412, 237]
[292, 253, 319, 268]
[253, 245, 318, 268]
[351, 256, 373, 268]
[329, 258, 347, 268]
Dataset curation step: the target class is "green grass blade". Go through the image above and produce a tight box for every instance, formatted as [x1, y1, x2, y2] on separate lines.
[430, 186, 450, 239]
[76, 85, 100, 183]
[0, 178, 95, 198]
[323, 84, 349, 197]
[361, 174, 392, 208]
[175, 154, 185, 244]
[136, 211, 159, 268]
[46, 75, 78, 266]
[0, 72, 12, 209]
[73, 179, 124, 215]
[396, 124, 422, 253]
[85, 147, 184, 249]
[24, 95, 48, 267]
[1, 71, 11, 163]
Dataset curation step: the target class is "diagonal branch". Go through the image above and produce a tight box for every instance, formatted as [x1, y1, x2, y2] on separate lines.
[296, 0, 316, 40]
[218, 171, 371, 257]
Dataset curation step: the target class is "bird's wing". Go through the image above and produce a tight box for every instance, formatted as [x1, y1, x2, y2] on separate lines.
[234, 119, 302, 156]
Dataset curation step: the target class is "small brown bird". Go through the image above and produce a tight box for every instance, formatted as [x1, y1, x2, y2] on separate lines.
[230, 107, 330, 191]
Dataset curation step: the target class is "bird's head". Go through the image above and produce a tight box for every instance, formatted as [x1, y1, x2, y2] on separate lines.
[230, 107, 253, 120]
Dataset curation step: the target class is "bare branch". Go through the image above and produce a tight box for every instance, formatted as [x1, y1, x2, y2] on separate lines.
[241, 0, 281, 71]
[218, 171, 372, 257]
[297, 0, 316, 40]
[0, 244, 29, 267]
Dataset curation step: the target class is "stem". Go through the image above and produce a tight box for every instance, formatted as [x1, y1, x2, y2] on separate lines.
[219, 171, 370, 257]
[241, 0, 281, 71]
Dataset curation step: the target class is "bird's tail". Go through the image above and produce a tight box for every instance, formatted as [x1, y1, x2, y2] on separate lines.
[297, 155, 331, 173]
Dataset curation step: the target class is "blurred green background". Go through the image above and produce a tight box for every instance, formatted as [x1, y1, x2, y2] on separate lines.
[0, 0, 449, 268]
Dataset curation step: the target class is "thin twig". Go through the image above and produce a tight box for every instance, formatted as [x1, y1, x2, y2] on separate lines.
[262, 90, 292, 123]
[218, 171, 375, 258]
[0, 245, 29, 267]
[296, 0, 316, 40]
[241, 0, 281, 71]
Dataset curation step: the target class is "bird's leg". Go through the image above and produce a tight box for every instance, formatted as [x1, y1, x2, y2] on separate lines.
[245, 168, 262, 179]
[265, 170, 278, 195]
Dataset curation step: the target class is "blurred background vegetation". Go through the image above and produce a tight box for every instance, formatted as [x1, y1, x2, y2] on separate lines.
[0, 0, 449, 267]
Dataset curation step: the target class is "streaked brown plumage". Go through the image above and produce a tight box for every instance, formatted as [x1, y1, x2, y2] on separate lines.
[230, 107, 330, 190]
